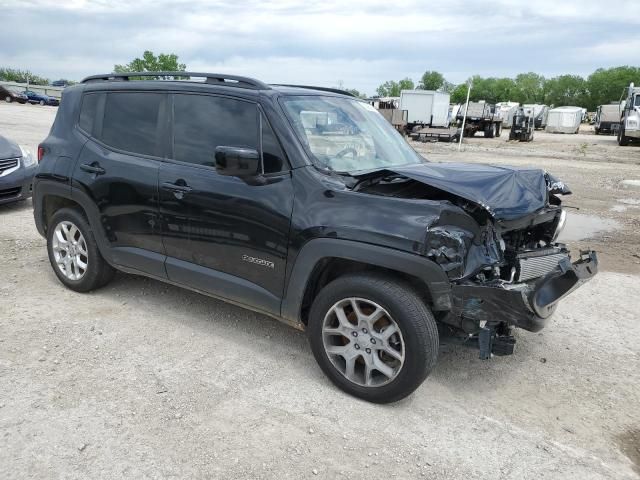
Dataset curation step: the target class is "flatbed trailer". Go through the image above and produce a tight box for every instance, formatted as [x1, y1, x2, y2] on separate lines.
[409, 127, 460, 143]
[456, 102, 503, 138]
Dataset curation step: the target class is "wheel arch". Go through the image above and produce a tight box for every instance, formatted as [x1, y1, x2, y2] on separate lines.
[34, 181, 113, 264]
[281, 239, 452, 326]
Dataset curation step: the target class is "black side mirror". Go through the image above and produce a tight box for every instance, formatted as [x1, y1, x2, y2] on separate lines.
[215, 146, 260, 177]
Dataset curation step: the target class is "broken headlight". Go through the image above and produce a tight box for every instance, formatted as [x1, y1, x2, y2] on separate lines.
[552, 209, 567, 242]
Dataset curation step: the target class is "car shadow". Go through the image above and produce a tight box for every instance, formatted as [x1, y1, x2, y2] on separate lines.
[0, 198, 32, 214]
[86, 270, 538, 398]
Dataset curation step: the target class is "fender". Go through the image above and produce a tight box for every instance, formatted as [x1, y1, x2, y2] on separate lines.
[33, 179, 115, 265]
[280, 238, 452, 324]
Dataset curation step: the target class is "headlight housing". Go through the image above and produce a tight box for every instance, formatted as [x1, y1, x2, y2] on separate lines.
[19, 145, 36, 167]
[552, 209, 567, 242]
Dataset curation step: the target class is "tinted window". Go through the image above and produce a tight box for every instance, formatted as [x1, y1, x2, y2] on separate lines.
[173, 94, 257, 167]
[79, 93, 100, 134]
[261, 114, 286, 173]
[101, 92, 162, 156]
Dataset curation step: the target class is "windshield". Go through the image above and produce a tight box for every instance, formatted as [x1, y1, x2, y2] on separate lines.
[280, 96, 424, 173]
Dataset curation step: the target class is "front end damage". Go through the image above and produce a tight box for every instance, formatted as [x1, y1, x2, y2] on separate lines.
[354, 163, 598, 358]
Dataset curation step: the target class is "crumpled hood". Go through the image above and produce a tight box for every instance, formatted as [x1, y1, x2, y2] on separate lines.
[0, 134, 21, 160]
[390, 162, 549, 220]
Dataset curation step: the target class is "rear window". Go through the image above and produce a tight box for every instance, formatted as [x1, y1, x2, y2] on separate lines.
[78, 93, 100, 134]
[101, 92, 163, 157]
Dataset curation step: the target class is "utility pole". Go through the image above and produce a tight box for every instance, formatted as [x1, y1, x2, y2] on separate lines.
[458, 80, 472, 152]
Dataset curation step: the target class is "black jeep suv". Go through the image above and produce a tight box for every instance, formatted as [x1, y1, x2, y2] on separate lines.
[33, 72, 597, 403]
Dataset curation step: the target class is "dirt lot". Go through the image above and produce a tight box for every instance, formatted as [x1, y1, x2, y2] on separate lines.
[1, 102, 639, 479]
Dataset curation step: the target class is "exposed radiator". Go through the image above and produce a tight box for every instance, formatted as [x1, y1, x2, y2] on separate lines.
[516, 248, 568, 282]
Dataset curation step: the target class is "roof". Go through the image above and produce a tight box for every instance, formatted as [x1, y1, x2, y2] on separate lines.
[79, 72, 355, 98]
[549, 106, 583, 112]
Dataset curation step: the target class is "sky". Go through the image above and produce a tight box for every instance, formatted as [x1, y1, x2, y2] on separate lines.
[1, 0, 639, 96]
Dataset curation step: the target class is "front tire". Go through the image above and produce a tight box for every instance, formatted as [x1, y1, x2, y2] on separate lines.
[5, 96, 12, 103]
[618, 125, 630, 146]
[39, 99, 45, 106]
[308, 273, 439, 403]
[47, 208, 115, 292]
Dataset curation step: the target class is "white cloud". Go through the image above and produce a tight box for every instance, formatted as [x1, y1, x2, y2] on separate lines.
[1, 0, 638, 95]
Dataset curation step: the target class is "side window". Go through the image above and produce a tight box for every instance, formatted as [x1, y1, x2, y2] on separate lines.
[78, 93, 100, 135]
[173, 94, 258, 167]
[100, 92, 163, 157]
[261, 113, 287, 173]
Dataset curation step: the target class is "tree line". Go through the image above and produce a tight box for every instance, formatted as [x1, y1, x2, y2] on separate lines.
[376, 66, 640, 111]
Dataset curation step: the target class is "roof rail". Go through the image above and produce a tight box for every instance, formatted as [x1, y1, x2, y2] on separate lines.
[271, 84, 356, 97]
[80, 72, 270, 90]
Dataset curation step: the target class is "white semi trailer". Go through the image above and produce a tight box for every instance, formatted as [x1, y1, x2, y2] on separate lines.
[399, 90, 451, 131]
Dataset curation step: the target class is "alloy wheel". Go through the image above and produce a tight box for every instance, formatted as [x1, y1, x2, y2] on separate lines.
[51, 221, 89, 281]
[322, 297, 405, 387]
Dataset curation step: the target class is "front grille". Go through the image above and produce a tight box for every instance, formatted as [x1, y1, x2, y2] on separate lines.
[0, 157, 19, 175]
[516, 248, 568, 282]
[0, 187, 22, 199]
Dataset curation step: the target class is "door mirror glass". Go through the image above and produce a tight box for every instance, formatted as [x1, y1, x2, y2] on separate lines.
[215, 146, 260, 177]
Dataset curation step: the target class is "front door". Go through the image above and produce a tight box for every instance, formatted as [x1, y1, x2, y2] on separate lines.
[159, 93, 293, 315]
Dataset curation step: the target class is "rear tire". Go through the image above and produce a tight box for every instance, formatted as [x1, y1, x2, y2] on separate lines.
[39, 99, 45, 106]
[5, 96, 12, 103]
[47, 208, 115, 292]
[485, 123, 495, 138]
[308, 272, 439, 403]
[495, 124, 502, 138]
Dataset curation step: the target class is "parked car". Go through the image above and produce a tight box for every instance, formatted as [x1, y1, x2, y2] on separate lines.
[0, 85, 28, 104]
[33, 72, 598, 403]
[0, 134, 37, 205]
[51, 80, 69, 87]
[23, 90, 59, 106]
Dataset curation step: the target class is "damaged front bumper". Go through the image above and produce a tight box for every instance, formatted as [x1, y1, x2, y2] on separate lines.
[448, 250, 598, 334]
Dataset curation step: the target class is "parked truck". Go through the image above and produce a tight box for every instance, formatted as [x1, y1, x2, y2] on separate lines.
[456, 101, 503, 138]
[594, 103, 621, 135]
[400, 90, 451, 131]
[618, 83, 640, 146]
[369, 97, 408, 132]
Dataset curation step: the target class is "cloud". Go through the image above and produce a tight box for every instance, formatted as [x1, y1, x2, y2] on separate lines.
[1, 0, 638, 95]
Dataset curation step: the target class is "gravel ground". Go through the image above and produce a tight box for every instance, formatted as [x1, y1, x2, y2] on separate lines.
[1, 102, 639, 479]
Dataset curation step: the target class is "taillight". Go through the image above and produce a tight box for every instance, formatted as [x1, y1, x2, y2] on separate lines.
[37, 145, 45, 162]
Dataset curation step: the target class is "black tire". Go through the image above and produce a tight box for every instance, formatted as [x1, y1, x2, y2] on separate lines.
[46, 208, 115, 292]
[308, 272, 439, 404]
[39, 99, 45, 106]
[485, 123, 495, 138]
[495, 124, 502, 138]
[618, 125, 630, 146]
[5, 96, 12, 103]
[594, 128, 600, 135]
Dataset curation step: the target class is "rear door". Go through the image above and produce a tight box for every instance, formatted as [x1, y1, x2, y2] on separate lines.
[159, 93, 293, 315]
[73, 90, 166, 277]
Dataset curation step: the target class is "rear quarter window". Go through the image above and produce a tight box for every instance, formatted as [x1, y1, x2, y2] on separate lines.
[78, 93, 100, 135]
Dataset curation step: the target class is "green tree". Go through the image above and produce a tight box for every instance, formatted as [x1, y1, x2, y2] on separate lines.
[418, 70, 445, 91]
[543, 74, 587, 107]
[398, 77, 415, 91]
[0, 67, 49, 85]
[376, 80, 399, 97]
[513, 72, 545, 103]
[376, 78, 415, 97]
[450, 82, 471, 103]
[114, 51, 186, 78]
[586, 66, 640, 110]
